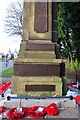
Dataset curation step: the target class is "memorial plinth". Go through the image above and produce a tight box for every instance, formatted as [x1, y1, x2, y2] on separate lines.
[11, 2, 65, 96]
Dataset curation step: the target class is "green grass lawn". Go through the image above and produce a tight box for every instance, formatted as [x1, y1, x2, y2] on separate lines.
[0, 67, 13, 78]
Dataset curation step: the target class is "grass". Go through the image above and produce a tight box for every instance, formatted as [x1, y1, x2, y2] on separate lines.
[0, 67, 13, 78]
[65, 62, 80, 71]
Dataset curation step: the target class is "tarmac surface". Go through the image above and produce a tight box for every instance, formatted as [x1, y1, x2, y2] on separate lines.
[0, 60, 13, 83]
[0, 60, 13, 72]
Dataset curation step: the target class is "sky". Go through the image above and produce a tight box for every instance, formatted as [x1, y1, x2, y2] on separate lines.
[0, 0, 21, 55]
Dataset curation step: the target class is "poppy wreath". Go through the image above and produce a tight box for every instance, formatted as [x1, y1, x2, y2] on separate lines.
[0, 106, 5, 114]
[44, 103, 59, 116]
[0, 82, 11, 95]
[67, 82, 77, 89]
[28, 106, 47, 118]
[74, 95, 80, 104]
[7, 107, 28, 119]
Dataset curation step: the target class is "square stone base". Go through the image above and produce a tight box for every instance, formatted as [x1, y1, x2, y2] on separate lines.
[11, 76, 62, 96]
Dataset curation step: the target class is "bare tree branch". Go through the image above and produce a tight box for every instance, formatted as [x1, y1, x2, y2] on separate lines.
[4, 0, 23, 37]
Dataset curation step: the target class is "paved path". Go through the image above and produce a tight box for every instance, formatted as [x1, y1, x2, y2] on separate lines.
[0, 60, 13, 72]
[0, 60, 13, 83]
[0, 78, 12, 83]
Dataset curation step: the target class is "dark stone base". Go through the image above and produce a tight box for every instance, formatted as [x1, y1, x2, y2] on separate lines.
[14, 63, 65, 77]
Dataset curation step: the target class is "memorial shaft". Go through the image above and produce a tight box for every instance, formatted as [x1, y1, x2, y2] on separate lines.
[11, 1, 66, 96]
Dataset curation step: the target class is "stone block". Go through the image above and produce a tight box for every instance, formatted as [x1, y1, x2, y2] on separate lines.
[61, 99, 77, 108]
[4, 99, 60, 108]
[14, 63, 61, 76]
[4, 99, 77, 109]
[62, 77, 67, 95]
[4, 100, 21, 108]
[26, 42, 55, 51]
[20, 51, 56, 59]
[11, 76, 62, 96]
[14, 58, 62, 64]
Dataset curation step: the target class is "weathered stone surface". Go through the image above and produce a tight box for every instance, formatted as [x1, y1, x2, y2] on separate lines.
[52, 2, 58, 42]
[28, 2, 52, 40]
[26, 43, 55, 51]
[4, 99, 77, 108]
[14, 58, 63, 63]
[11, 2, 65, 96]
[19, 51, 56, 59]
[62, 77, 67, 95]
[24, 51, 56, 59]
[34, 2, 47, 33]
[11, 76, 62, 96]
[4, 99, 61, 108]
[61, 99, 77, 108]
[14, 63, 60, 76]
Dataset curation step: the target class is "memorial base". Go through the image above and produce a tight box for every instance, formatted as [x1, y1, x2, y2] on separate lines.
[11, 2, 66, 96]
[11, 76, 62, 96]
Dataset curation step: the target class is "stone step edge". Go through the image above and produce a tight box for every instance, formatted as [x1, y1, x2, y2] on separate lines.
[13, 58, 65, 63]
[4, 99, 77, 108]
[12, 76, 62, 82]
[26, 40, 54, 44]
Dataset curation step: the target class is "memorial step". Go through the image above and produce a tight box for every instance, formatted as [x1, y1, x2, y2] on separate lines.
[27, 40, 54, 44]
[4, 98, 77, 109]
[11, 76, 62, 95]
[19, 51, 56, 59]
[20, 40, 55, 52]
[14, 58, 62, 63]
[26, 42, 55, 51]
[14, 63, 65, 76]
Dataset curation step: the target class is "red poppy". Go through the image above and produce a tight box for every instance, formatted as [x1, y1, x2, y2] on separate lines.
[44, 103, 59, 116]
[7, 107, 28, 119]
[28, 106, 47, 118]
[0, 82, 11, 95]
[74, 95, 80, 104]
[0, 106, 5, 114]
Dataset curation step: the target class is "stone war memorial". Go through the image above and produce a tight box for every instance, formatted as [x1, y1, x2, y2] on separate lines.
[11, 1, 66, 96]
